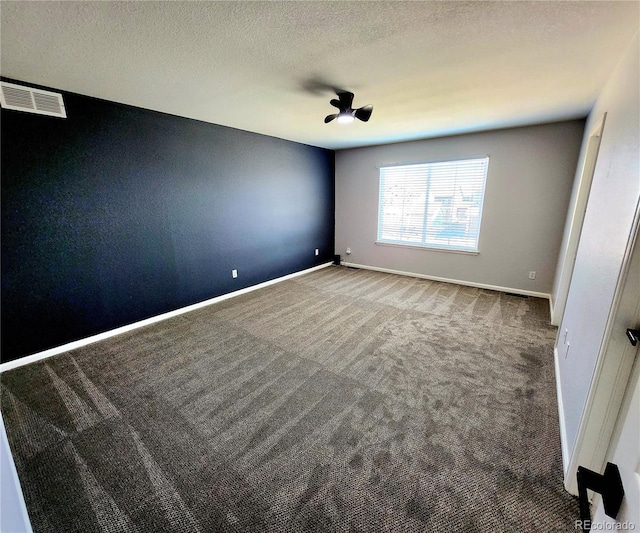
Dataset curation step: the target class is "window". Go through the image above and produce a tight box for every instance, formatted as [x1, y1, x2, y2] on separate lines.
[377, 156, 489, 253]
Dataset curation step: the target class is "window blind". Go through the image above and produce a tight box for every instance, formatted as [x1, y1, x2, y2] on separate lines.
[377, 157, 489, 252]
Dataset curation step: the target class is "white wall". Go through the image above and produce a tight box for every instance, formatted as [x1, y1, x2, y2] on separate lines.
[335, 121, 584, 295]
[556, 33, 639, 460]
[1, 415, 32, 532]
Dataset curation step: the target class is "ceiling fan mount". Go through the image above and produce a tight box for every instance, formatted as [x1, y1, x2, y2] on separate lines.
[324, 91, 372, 124]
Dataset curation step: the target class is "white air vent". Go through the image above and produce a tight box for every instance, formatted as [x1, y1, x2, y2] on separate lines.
[0, 82, 66, 118]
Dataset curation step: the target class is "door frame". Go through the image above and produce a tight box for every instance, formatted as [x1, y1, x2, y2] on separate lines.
[564, 199, 640, 495]
[593, 311, 640, 525]
[552, 114, 606, 327]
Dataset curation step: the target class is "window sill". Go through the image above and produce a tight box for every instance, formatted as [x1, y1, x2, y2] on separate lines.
[375, 241, 480, 256]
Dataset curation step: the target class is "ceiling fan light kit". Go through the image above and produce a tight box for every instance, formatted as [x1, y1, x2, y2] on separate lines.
[325, 91, 372, 125]
[337, 113, 355, 124]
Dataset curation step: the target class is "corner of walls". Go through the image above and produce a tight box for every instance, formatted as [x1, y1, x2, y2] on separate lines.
[549, 295, 559, 327]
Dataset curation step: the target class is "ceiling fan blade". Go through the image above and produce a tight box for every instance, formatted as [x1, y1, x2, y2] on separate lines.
[329, 99, 343, 110]
[324, 114, 338, 123]
[337, 91, 354, 109]
[354, 105, 373, 122]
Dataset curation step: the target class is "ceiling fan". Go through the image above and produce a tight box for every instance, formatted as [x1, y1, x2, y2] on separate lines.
[324, 91, 373, 124]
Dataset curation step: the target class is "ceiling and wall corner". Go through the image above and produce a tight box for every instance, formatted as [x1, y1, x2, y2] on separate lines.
[0, 1, 638, 150]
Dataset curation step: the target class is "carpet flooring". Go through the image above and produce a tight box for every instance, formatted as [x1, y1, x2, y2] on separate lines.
[1, 266, 579, 532]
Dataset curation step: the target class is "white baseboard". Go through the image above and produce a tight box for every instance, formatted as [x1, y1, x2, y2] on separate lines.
[340, 261, 551, 299]
[554, 346, 570, 475]
[0, 262, 333, 373]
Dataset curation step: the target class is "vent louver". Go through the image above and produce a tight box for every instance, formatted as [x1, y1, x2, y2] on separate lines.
[0, 82, 66, 118]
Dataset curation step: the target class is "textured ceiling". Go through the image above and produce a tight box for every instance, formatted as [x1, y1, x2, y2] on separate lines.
[1, 1, 638, 149]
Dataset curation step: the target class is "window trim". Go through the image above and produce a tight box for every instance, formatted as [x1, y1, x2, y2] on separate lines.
[374, 240, 480, 255]
[375, 154, 490, 170]
[376, 155, 489, 254]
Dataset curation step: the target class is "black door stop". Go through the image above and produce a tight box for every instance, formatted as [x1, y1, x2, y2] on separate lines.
[576, 462, 624, 532]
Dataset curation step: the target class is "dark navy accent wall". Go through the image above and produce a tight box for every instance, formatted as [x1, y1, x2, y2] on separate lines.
[1, 81, 335, 362]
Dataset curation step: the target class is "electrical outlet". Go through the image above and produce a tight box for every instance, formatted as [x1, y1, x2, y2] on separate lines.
[346, 247, 352, 255]
[232, 269, 238, 279]
[315, 249, 319, 256]
[529, 271, 536, 280]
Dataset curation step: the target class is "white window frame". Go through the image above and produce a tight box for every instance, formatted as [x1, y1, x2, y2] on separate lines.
[376, 156, 489, 254]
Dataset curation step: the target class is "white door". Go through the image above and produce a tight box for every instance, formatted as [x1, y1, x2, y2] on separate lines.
[590, 231, 640, 529]
[591, 341, 640, 529]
